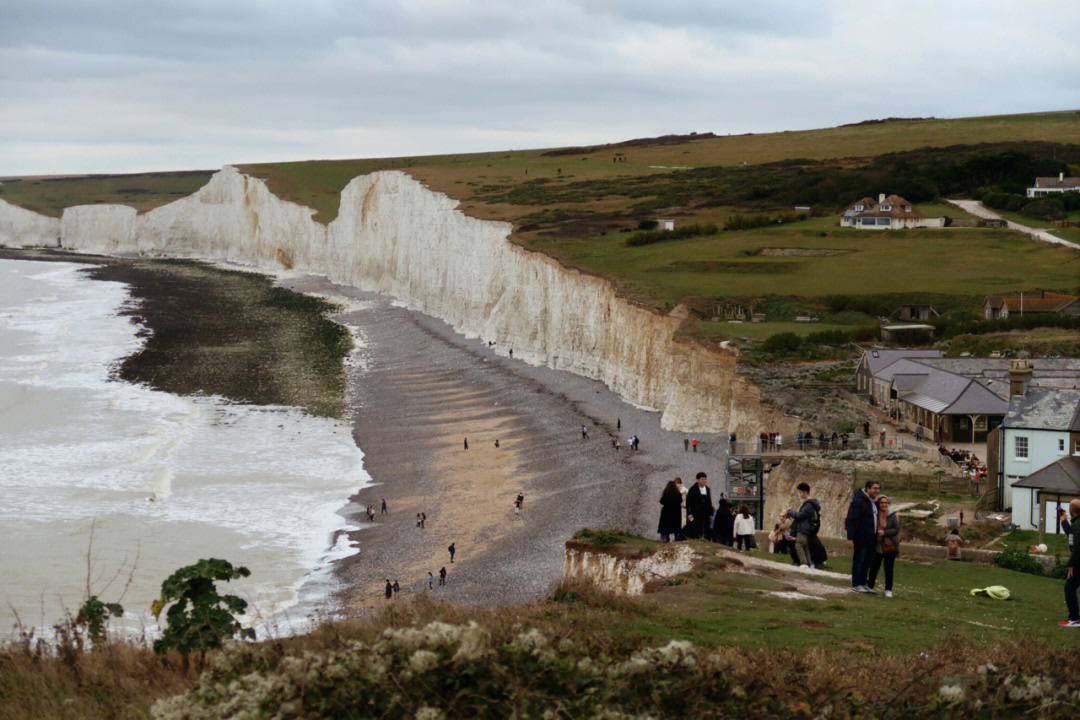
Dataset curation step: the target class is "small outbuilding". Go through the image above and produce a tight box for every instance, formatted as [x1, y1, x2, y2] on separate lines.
[898, 304, 939, 322]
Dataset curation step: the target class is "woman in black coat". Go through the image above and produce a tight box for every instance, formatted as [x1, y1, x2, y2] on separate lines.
[658, 480, 684, 542]
[713, 494, 735, 546]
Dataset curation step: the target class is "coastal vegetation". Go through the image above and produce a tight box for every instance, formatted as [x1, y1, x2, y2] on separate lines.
[86, 258, 351, 418]
[4, 535, 1080, 719]
[0, 250, 352, 417]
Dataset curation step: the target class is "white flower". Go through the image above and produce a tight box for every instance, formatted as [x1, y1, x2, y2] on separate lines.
[939, 684, 965, 703]
[511, 628, 549, 655]
[415, 707, 445, 720]
[409, 649, 440, 674]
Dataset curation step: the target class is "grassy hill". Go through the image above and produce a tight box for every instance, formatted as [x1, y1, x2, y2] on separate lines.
[4, 110, 1080, 347]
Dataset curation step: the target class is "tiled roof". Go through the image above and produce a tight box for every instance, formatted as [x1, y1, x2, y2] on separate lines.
[1013, 457, 1080, 494]
[861, 349, 942, 375]
[1034, 177, 1080, 190]
[983, 292, 1080, 313]
[843, 194, 924, 219]
[1003, 388, 1080, 431]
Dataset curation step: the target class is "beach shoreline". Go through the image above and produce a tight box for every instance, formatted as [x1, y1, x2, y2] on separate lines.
[282, 276, 731, 612]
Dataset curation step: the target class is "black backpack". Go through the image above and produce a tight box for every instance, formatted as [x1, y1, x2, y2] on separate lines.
[809, 503, 821, 535]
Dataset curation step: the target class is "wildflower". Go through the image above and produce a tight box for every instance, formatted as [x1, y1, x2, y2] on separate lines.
[939, 684, 965, 703]
[511, 628, 549, 655]
[415, 707, 446, 720]
[409, 649, 440, 674]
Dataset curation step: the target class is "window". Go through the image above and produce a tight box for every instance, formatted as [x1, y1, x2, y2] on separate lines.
[881, 204, 892, 211]
[1015, 436, 1029, 459]
[1075, 439, 1080, 455]
[1060, 439, 1066, 452]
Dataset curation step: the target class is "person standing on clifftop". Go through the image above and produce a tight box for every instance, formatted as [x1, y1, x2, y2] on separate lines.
[684, 472, 713, 539]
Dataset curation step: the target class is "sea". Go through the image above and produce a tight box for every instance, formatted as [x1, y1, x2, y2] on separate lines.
[0, 258, 368, 638]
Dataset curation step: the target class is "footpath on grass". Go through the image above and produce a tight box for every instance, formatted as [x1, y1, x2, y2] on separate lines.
[948, 199, 1080, 251]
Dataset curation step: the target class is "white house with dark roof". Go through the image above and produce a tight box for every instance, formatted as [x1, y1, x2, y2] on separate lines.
[1026, 172, 1080, 198]
[840, 194, 945, 230]
[997, 369, 1080, 528]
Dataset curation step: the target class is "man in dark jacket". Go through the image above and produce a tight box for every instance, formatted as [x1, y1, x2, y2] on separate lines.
[1061, 499, 1080, 627]
[786, 482, 821, 568]
[845, 480, 880, 592]
[685, 472, 714, 539]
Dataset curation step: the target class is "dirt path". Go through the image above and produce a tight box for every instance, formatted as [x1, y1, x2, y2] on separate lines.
[947, 199, 1080, 251]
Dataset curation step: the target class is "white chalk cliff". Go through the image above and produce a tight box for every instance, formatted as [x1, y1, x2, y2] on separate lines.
[0, 199, 61, 248]
[14, 166, 796, 432]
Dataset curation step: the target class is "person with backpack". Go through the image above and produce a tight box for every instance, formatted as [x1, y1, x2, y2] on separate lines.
[786, 482, 821, 568]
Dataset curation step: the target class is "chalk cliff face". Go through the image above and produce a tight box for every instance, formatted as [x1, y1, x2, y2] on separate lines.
[50, 166, 795, 433]
[563, 542, 697, 596]
[0, 199, 60, 247]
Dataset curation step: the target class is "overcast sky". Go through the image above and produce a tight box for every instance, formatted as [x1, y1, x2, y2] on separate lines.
[3, 1, 1079, 176]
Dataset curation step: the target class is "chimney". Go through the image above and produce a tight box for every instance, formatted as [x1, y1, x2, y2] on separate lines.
[1009, 359, 1033, 397]
[878, 193, 886, 204]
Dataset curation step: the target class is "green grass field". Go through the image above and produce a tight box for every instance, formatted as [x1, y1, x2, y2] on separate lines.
[605, 543, 1073, 653]
[528, 217, 1080, 310]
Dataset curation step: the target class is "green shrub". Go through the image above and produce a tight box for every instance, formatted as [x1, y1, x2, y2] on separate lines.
[624, 222, 718, 246]
[152, 559, 254, 659]
[762, 331, 803, 354]
[1020, 199, 1065, 221]
[75, 596, 123, 644]
[993, 547, 1046, 576]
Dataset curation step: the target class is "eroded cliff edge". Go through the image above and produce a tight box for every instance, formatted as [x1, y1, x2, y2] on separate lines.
[2, 166, 797, 433]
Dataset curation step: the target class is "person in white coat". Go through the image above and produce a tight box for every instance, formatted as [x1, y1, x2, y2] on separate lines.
[734, 504, 756, 551]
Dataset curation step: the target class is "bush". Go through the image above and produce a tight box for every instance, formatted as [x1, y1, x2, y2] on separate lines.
[152, 559, 254, 660]
[762, 331, 803, 354]
[624, 222, 718, 246]
[1020, 199, 1065, 221]
[75, 596, 124, 644]
[636, 219, 658, 230]
[993, 547, 1046, 576]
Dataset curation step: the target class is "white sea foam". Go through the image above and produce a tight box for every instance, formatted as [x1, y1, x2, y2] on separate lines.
[0, 259, 368, 636]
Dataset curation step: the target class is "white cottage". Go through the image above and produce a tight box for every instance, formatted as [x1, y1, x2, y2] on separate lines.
[998, 362, 1080, 530]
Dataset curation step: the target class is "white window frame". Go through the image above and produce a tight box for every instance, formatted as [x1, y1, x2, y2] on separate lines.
[1015, 435, 1029, 460]
[1059, 438, 1066, 452]
[880, 204, 892, 212]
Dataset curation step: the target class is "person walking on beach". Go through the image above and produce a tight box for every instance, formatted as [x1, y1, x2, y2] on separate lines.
[385, 579, 393, 600]
[449, 542, 456, 563]
[581, 425, 589, 439]
[427, 572, 435, 590]
[509, 348, 513, 358]
[691, 439, 698, 453]
[464, 437, 468, 450]
[381, 498, 387, 514]
[786, 482, 820, 568]
[613, 438, 620, 451]
[439, 567, 447, 586]
[845, 480, 880, 593]
[495, 438, 500, 448]
[685, 472, 713, 539]
[867, 495, 900, 597]
[684, 438, 689, 452]
[617, 418, 621, 430]
[1061, 499, 1080, 627]
[392, 579, 400, 594]
[658, 479, 684, 543]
